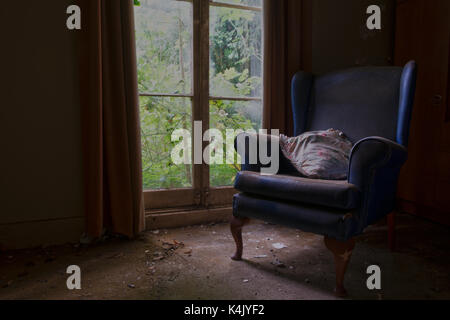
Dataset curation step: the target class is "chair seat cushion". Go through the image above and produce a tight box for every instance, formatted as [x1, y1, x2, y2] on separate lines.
[234, 171, 360, 210]
[233, 193, 358, 241]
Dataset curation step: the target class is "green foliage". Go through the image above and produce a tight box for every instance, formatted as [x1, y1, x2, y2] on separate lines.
[135, 0, 262, 189]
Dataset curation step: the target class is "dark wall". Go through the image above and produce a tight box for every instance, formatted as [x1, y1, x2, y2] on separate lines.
[310, 0, 396, 74]
[0, 0, 84, 249]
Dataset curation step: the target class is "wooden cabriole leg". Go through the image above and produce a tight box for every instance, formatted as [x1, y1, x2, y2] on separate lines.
[230, 216, 250, 261]
[324, 236, 356, 298]
[387, 212, 396, 252]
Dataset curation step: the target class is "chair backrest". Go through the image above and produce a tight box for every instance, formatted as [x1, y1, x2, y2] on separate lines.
[291, 61, 417, 146]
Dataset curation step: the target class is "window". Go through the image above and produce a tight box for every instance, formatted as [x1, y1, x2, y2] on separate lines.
[135, 0, 263, 210]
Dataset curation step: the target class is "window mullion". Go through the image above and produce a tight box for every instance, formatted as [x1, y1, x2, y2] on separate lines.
[199, 0, 211, 205]
[192, 0, 211, 205]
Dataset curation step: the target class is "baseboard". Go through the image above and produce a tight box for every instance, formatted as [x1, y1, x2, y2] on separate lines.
[0, 216, 85, 251]
[0, 207, 232, 250]
[145, 207, 232, 230]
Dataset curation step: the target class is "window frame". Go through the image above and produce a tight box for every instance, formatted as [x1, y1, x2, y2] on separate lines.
[138, 0, 263, 211]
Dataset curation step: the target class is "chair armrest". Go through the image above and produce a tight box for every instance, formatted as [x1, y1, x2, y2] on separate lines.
[348, 136, 407, 187]
[348, 136, 408, 227]
[234, 132, 297, 175]
[348, 136, 407, 188]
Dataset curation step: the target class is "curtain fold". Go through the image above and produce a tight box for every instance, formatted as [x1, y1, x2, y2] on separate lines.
[263, 0, 307, 136]
[80, 0, 144, 239]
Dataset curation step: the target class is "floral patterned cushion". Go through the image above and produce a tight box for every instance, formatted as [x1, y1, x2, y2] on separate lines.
[279, 129, 353, 180]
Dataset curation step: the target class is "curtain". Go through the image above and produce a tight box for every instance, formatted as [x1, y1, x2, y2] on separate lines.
[79, 0, 144, 238]
[263, 0, 310, 136]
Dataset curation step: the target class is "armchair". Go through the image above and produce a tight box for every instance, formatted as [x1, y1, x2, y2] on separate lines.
[231, 61, 417, 297]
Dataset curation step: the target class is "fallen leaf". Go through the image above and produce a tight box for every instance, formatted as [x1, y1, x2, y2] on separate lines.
[153, 256, 165, 262]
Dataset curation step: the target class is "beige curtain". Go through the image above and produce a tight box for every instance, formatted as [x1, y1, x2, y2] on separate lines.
[79, 0, 145, 238]
[263, 0, 310, 136]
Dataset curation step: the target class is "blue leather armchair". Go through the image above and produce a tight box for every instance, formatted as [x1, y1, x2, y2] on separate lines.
[230, 61, 417, 296]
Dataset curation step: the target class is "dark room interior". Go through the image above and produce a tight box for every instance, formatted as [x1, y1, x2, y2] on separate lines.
[0, 0, 449, 305]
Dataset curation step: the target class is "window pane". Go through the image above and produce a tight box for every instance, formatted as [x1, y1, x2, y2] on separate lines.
[211, 0, 262, 8]
[209, 99, 262, 187]
[140, 96, 192, 190]
[210, 6, 263, 98]
[135, 0, 193, 95]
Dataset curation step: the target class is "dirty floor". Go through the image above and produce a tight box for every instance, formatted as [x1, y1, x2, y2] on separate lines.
[1, 214, 450, 300]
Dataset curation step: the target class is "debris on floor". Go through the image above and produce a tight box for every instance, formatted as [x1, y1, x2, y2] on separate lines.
[271, 258, 286, 268]
[272, 243, 288, 250]
[1, 214, 450, 300]
[147, 239, 187, 263]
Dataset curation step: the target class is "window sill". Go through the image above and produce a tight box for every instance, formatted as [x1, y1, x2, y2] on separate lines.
[145, 206, 232, 230]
